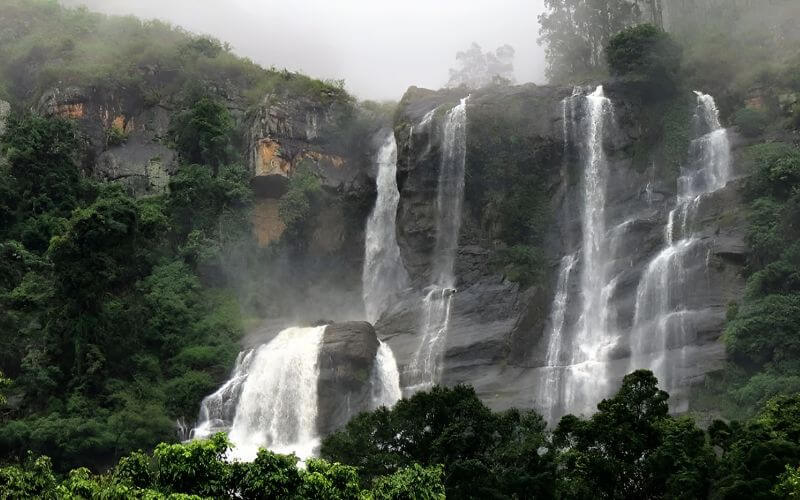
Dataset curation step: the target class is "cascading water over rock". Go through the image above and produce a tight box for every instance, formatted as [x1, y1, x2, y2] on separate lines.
[629, 92, 732, 404]
[408, 97, 469, 391]
[363, 131, 409, 323]
[538, 86, 619, 419]
[193, 326, 326, 461]
[370, 341, 402, 409]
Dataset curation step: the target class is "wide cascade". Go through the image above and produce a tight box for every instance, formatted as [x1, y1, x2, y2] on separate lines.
[538, 86, 618, 419]
[629, 92, 731, 402]
[362, 131, 409, 323]
[193, 326, 326, 461]
[408, 97, 469, 391]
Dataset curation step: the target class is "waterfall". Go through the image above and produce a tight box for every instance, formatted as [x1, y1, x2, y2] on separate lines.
[629, 92, 732, 397]
[537, 253, 577, 421]
[370, 341, 402, 409]
[409, 97, 469, 391]
[561, 86, 618, 416]
[431, 97, 469, 288]
[193, 326, 326, 461]
[538, 86, 619, 419]
[363, 131, 409, 323]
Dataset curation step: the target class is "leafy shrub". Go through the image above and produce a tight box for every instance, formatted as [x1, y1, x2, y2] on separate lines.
[606, 24, 683, 93]
[278, 163, 322, 241]
[734, 107, 769, 137]
[105, 125, 128, 147]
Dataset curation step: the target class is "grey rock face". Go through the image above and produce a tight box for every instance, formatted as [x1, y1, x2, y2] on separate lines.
[36, 85, 179, 197]
[378, 83, 750, 414]
[317, 321, 380, 434]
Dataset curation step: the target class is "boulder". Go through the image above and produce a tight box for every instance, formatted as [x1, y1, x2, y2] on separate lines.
[317, 321, 380, 435]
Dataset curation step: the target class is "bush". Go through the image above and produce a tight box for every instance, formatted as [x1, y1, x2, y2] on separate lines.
[606, 24, 683, 93]
[734, 107, 769, 137]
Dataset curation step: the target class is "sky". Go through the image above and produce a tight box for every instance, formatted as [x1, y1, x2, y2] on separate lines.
[60, 0, 548, 100]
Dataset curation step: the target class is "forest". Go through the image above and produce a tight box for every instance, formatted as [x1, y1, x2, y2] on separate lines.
[1, 0, 800, 498]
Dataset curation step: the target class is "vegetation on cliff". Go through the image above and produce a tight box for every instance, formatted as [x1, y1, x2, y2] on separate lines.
[0, 105, 252, 469]
[0, 0, 351, 108]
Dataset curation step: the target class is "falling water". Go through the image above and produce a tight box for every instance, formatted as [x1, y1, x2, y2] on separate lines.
[431, 97, 469, 288]
[560, 86, 618, 416]
[363, 131, 409, 323]
[193, 326, 326, 461]
[409, 97, 469, 390]
[370, 341, 402, 409]
[629, 92, 731, 395]
[537, 253, 577, 421]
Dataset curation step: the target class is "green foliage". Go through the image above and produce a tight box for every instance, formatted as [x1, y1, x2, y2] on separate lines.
[1, 433, 447, 498]
[0, 0, 353, 108]
[715, 141, 800, 416]
[0, 371, 9, 406]
[167, 163, 252, 243]
[711, 394, 800, 499]
[747, 143, 800, 200]
[105, 124, 129, 147]
[0, 113, 87, 241]
[774, 465, 800, 498]
[171, 97, 235, 170]
[734, 107, 770, 138]
[322, 385, 556, 498]
[0, 113, 245, 470]
[154, 433, 231, 497]
[278, 164, 322, 242]
[371, 464, 446, 500]
[0, 453, 59, 499]
[554, 370, 715, 499]
[606, 24, 682, 93]
[464, 93, 554, 287]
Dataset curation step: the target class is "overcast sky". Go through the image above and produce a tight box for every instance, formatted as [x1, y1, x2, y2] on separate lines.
[60, 0, 548, 100]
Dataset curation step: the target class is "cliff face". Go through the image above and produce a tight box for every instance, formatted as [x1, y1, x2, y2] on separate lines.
[378, 83, 750, 413]
[26, 72, 751, 418]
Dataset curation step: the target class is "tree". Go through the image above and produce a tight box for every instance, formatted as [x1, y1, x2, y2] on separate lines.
[711, 395, 800, 499]
[321, 385, 556, 498]
[447, 43, 516, 89]
[554, 370, 715, 499]
[538, 0, 647, 83]
[171, 96, 235, 172]
[606, 23, 682, 93]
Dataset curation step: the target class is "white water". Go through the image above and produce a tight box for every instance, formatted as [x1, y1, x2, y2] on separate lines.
[363, 131, 409, 323]
[370, 341, 402, 409]
[193, 326, 326, 461]
[431, 97, 469, 288]
[560, 86, 618, 416]
[537, 253, 577, 421]
[629, 92, 731, 395]
[409, 97, 469, 391]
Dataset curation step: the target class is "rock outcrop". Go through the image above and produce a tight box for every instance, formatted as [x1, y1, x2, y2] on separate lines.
[36, 85, 179, 196]
[316, 321, 380, 434]
[377, 83, 750, 413]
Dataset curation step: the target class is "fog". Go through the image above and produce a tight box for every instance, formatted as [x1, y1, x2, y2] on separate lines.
[60, 0, 547, 100]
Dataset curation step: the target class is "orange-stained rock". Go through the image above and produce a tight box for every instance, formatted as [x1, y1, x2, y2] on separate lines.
[55, 102, 85, 119]
[745, 95, 766, 111]
[301, 150, 346, 169]
[255, 139, 292, 178]
[251, 198, 286, 247]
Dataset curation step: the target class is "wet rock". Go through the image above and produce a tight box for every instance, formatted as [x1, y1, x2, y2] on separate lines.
[317, 322, 380, 435]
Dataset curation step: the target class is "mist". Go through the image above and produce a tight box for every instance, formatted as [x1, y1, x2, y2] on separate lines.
[60, 0, 548, 100]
